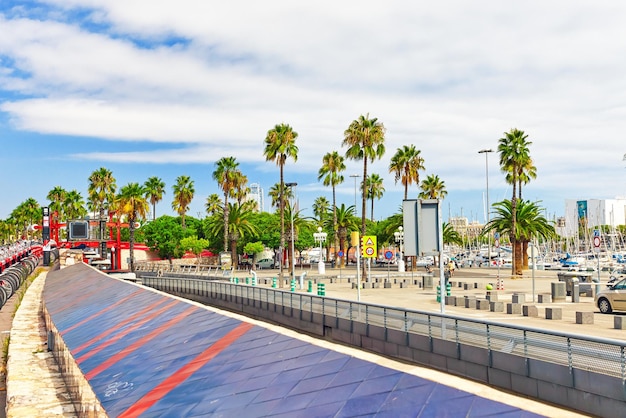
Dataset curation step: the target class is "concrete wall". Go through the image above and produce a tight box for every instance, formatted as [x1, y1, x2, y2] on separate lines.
[165, 284, 626, 417]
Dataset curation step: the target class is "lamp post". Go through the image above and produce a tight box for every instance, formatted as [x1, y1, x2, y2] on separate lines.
[478, 149, 494, 263]
[285, 182, 297, 284]
[314, 226, 327, 274]
[394, 226, 405, 272]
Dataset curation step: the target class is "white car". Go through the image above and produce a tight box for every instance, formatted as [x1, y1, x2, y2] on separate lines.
[256, 258, 278, 269]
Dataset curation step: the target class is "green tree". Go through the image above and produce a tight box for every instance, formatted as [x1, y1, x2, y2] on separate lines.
[144, 176, 166, 221]
[498, 128, 532, 276]
[116, 182, 149, 272]
[318, 151, 346, 263]
[365, 173, 385, 221]
[268, 182, 293, 209]
[88, 167, 117, 216]
[389, 144, 425, 199]
[172, 175, 195, 228]
[312, 196, 330, 224]
[443, 222, 463, 246]
[64, 190, 87, 220]
[142, 215, 189, 260]
[205, 201, 258, 269]
[205, 193, 222, 216]
[483, 199, 555, 271]
[418, 174, 448, 199]
[46, 186, 67, 219]
[335, 203, 359, 268]
[180, 235, 210, 270]
[343, 114, 385, 277]
[213, 157, 242, 252]
[264, 123, 298, 283]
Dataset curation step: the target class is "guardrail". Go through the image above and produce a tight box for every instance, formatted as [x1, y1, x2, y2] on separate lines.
[141, 275, 626, 380]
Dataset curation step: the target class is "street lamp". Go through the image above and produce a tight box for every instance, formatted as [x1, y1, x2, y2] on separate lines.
[478, 149, 494, 263]
[285, 182, 297, 284]
[394, 226, 405, 272]
[313, 226, 327, 274]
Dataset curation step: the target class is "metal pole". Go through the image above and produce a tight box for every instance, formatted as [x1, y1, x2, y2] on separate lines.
[478, 149, 493, 263]
[285, 183, 298, 285]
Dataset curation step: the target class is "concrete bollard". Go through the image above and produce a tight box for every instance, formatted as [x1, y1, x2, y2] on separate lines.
[545, 307, 562, 320]
[538, 294, 552, 304]
[507, 303, 522, 314]
[490, 301, 504, 312]
[551, 282, 566, 302]
[576, 311, 594, 324]
[445, 295, 455, 306]
[512, 293, 526, 304]
[464, 296, 476, 309]
[476, 299, 490, 310]
[384, 282, 392, 288]
[523, 305, 539, 317]
[463, 283, 471, 290]
[486, 291, 498, 302]
[614, 316, 626, 330]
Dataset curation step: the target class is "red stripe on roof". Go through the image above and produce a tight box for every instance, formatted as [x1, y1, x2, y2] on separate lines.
[119, 322, 253, 418]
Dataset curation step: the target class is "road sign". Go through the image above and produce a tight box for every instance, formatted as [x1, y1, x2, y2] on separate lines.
[494, 238, 500, 249]
[384, 250, 393, 260]
[361, 235, 377, 258]
[494, 232, 500, 240]
[337, 251, 344, 257]
[593, 236, 601, 248]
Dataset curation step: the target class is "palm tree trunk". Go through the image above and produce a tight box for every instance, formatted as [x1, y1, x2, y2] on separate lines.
[129, 222, 135, 272]
[223, 193, 229, 252]
[279, 168, 285, 286]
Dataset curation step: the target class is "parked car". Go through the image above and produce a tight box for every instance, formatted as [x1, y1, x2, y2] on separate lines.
[256, 258, 277, 269]
[595, 278, 626, 313]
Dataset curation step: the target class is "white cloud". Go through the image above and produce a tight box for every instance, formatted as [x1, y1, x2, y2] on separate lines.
[1, 1, 626, 219]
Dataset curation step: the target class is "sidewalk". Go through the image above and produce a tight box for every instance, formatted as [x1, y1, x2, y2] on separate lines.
[240, 265, 626, 341]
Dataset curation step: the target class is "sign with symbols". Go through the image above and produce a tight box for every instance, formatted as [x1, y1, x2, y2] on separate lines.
[337, 251, 344, 257]
[384, 250, 393, 260]
[494, 238, 500, 249]
[361, 235, 377, 258]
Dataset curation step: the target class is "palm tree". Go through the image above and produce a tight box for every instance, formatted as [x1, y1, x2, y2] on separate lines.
[144, 176, 166, 221]
[88, 167, 117, 217]
[206, 201, 259, 269]
[443, 222, 463, 246]
[172, 175, 195, 228]
[498, 128, 532, 276]
[389, 145, 425, 199]
[335, 204, 359, 268]
[365, 173, 385, 221]
[268, 182, 294, 209]
[312, 196, 330, 223]
[232, 172, 249, 206]
[343, 113, 385, 278]
[117, 183, 149, 272]
[418, 174, 448, 199]
[264, 123, 299, 283]
[213, 157, 242, 252]
[318, 151, 346, 264]
[64, 190, 87, 220]
[484, 199, 555, 271]
[205, 193, 222, 216]
[47, 186, 67, 220]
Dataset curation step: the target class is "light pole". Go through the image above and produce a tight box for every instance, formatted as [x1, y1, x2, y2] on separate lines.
[314, 226, 327, 274]
[285, 182, 297, 284]
[394, 226, 405, 272]
[478, 149, 494, 264]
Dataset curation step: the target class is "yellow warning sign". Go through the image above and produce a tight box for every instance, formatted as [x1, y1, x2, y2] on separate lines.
[361, 235, 377, 258]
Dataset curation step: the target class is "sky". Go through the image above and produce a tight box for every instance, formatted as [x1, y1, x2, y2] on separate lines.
[1, 1, 625, 225]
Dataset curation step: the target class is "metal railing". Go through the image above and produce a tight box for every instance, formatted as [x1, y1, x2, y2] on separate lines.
[142, 275, 626, 380]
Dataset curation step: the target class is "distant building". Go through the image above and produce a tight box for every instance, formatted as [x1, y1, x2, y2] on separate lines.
[560, 198, 626, 237]
[247, 183, 264, 212]
[449, 217, 484, 241]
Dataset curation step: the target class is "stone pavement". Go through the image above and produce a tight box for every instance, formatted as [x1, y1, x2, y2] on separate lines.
[243, 265, 626, 342]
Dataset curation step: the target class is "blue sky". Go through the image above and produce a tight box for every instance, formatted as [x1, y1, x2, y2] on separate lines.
[1, 1, 625, 224]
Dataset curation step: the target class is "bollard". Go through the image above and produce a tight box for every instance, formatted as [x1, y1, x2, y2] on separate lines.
[437, 285, 441, 302]
[235, 277, 239, 284]
[307, 280, 313, 293]
[272, 277, 277, 288]
[245, 277, 249, 285]
[251, 277, 257, 286]
[446, 282, 451, 296]
[317, 283, 326, 296]
[290, 279, 296, 292]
